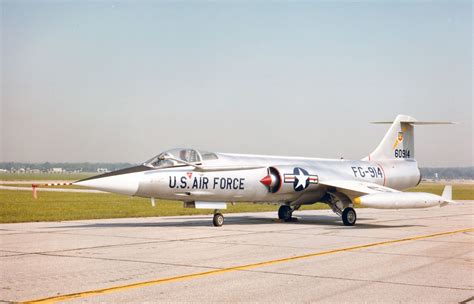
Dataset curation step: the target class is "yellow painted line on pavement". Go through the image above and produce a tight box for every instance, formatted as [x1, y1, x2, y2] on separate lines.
[23, 227, 474, 303]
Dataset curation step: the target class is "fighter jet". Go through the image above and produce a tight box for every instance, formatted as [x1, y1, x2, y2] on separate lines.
[74, 115, 456, 227]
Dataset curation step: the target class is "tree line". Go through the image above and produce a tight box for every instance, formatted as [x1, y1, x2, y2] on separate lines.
[420, 167, 473, 180]
[0, 162, 136, 172]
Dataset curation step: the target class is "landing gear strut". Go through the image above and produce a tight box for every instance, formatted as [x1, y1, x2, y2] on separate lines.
[323, 192, 357, 226]
[342, 207, 356, 226]
[213, 210, 224, 227]
[278, 205, 293, 221]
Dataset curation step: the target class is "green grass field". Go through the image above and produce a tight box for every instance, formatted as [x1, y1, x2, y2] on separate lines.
[0, 190, 330, 223]
[0, 175, 472, 223]
[406, 183, 473, 200]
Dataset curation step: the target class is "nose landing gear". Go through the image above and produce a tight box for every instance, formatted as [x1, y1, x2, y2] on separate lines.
[213, 210, 224, 227]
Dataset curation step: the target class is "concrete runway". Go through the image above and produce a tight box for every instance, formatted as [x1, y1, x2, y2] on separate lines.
[1, 202, 473, 303]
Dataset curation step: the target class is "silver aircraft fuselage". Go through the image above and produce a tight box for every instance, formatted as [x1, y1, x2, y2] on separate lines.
[76, 152, 421, 206]
[73, 115, 454, 227]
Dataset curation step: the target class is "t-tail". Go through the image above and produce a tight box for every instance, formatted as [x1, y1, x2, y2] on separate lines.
[364, 114, 455, 162]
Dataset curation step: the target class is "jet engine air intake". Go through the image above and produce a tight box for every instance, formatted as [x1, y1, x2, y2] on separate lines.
[260, 167, 281, 193]
[260, 166, 319, 194]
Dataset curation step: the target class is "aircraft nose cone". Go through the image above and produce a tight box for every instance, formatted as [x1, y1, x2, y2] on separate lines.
[75, 173, 140, 196]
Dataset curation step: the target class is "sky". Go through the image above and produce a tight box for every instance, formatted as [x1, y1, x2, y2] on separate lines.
[1, 0, 472, 167]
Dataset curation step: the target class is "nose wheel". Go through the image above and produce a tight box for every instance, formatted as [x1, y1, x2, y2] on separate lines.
[213, 212, 224, 227]
[342, 207, 356, 226]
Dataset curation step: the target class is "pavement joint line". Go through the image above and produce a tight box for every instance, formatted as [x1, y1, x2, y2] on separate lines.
[0, 240, 167, 257]
[353, 249, 474, 261]
[25, 241, 472, 272]
[245, 269, 474, 292]
[9, 231, 252, 255]
[21, 227, 474, 304]
[367, 213, 474, 224]
[52, 230, 263, 241]
[1, 231, 264, 257]
[35, 252, 226, 270]
[186, 237, 474, 252]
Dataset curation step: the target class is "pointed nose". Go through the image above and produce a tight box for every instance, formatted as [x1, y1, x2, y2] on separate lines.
[75, 173, 139, 195]
[75, 165, 154, 195]
[74, 166, 154, 195]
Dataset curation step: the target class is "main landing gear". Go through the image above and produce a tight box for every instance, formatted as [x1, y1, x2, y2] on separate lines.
[213, 210, 224, 227]
[341, 207, 356, 226]
[278, 205, 295, 221]
[323, 192, 357, 226]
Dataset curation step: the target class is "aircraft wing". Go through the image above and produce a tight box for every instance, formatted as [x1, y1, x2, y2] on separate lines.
[319, 180, 400, 198]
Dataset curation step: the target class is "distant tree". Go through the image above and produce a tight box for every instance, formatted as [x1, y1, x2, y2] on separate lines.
[0, 162, 136, 172]
[420, 167, 473, 179]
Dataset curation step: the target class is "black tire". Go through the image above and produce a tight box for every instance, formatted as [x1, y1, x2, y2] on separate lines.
[213, 213, 224, 227]
[342, 207, 356, 226]
[278, 205, 292, 221]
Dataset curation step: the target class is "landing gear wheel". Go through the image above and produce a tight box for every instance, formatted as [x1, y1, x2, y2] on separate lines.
[213, 213, 224, 227]
[278, 205, 293, 221]
[342, 207, 356, 226]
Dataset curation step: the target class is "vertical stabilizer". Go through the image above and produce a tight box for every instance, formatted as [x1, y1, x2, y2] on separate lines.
[365, 115, 455, 161]
[366, 114, 416, 161]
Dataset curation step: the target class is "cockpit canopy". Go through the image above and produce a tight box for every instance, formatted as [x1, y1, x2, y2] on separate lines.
[143, 148, 218, 168]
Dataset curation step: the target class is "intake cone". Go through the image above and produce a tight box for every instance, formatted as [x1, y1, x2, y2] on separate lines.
[260, 175, 273, 186]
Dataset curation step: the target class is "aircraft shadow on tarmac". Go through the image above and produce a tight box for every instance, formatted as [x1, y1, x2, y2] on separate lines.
[51, 214, 422, 230]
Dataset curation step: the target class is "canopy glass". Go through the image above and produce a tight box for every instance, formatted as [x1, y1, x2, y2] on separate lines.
[143, 148, 218, 168]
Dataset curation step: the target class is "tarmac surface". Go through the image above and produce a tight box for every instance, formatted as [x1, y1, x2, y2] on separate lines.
[1, 202, 473, 303]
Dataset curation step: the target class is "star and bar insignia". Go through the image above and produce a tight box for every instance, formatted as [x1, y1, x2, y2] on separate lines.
[284, 167, 318, 191]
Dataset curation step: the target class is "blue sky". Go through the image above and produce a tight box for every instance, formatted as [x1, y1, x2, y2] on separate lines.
[1, 1, 472, 166]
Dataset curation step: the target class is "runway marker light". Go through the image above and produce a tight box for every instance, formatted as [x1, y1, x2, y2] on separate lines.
[32, 184, 38, 199]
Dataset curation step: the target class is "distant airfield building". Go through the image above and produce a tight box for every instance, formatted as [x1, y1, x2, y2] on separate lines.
[49, 168, 64, 173]
[97, 168, 110, 173]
